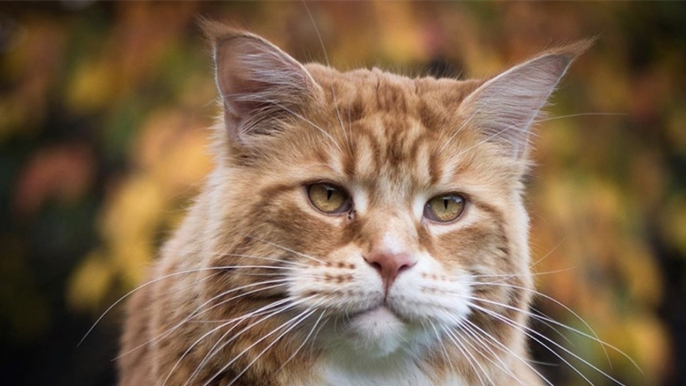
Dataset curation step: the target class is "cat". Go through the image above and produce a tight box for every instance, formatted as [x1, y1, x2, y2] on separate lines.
[118, 21, 591, 386]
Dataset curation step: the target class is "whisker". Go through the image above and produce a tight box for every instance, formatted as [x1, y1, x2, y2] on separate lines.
[438, 99, 484, 155]
[306, 314, 329, 360]
[170, 247, 309, 268]
[535, 112, 627, 123]
[211, 307, 318, 386]
[456, 321, 527, 386]
[117, 278, 305, 360]
[266, 99, 343, 153]
[468, 267, 576, 279]
[462, 290, 575, 348]
[80, 266, 273, 347]
[467, 282, 634, 368]
[458, 122, 527, 156]
[302, 0, 353, 155]
[226, 308, 319, 386]
[529, 237, 567, 268]
[212, 264, 307, 271]
[220, 253, 310, 267]
[472, 303, 594, 385]
[439, 80, 539, 157]
[442, 325, 492, 386]
[467, 300, 626, 386]
[440, 311, 521, 385]
[463, 319, 553, 386]
[163, 271, 221, 294]
[186, 295, 315, 386]
[429, 322, 456, 375]
[276, 309, 326, 373]
[162, 297, 294, 386]
[247, 236, 327, 265]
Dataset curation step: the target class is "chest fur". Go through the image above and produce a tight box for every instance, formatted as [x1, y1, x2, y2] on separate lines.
[310, 351, 468, 386]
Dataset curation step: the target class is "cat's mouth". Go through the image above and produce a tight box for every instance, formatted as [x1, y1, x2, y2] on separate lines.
[350, 304, 393, 318]
[348, 302, 410, 325]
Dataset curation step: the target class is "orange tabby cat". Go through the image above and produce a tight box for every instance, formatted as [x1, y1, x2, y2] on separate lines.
[118, 22, 590, 386]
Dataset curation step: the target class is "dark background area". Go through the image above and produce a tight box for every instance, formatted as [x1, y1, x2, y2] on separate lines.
[1, 2, 685, 385]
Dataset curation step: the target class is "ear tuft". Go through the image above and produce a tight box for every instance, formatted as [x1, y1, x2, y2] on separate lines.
[202, 20, 320, 144]
[459, 39, 593, 159]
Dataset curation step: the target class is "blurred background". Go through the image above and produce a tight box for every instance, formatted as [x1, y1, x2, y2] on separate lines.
[1, 1, 684, 385]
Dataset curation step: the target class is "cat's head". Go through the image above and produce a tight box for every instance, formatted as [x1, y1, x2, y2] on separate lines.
[200, 22, 588, 361]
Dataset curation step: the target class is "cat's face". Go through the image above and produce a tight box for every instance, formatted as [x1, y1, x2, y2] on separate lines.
[230, 69, 531, 358]
[201, 24, 587, 364]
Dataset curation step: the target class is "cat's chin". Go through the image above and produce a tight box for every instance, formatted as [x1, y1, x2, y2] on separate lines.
[346, 306, 407, 357]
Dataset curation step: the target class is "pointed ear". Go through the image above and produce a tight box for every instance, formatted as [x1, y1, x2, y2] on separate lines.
[458, 40, 592, 159]
[203, 22, 321, 144]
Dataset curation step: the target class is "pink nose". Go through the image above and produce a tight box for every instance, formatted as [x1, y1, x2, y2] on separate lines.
[364, 251, 417, 291]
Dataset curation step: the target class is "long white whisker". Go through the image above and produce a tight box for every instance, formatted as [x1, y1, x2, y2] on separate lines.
[117, 277, 310, 360]
[458, 122, 526, 156]
[458, 320, 528, 386]
[469, 267, 575, 279]
[302, 0, 352, 155]
[227, 307, 317, 386]
[276, 309, 326, 373]
[268, 99, 343, 153]
[220, 253, 310, 267]
[438, 100, 484, 155]
[463, 318, 553, 386]
[248, 236, 326, 265]
[211, 264, 307, 271]
[186, 295, 315, 386]
[162, 297, 294, 386]
[430, 322, 456, 374]
[468, 300, 626, 386]
[535, 112, 626, 123]
[529, 236, 568, 268]
[170, 248, 309, 268]
[442, 324, 492, 386]
[81, 266, 271, 346]
[468, 282, 630, 368]
[462, 290, 575, 347]
[306, 314, 329, 359]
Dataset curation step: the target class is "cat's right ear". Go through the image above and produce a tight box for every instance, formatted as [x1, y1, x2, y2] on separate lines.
[203, 21, 321, 145]
[457, 40, 592, 160]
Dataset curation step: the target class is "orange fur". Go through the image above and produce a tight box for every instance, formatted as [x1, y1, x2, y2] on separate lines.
[119, 24, 588, 386]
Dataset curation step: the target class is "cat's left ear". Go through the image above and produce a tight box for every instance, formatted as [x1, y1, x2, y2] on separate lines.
[458, 40, 592, 159]
[203, 21, 321, 145]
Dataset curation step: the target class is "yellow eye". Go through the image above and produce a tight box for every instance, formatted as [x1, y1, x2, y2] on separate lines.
[307, 183, 351, 214]
[424, 194, 466, 223]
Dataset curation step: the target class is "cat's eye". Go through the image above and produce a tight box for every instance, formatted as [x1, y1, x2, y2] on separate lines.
[307, 183, 351, 214]
[424, 194, 466, 223]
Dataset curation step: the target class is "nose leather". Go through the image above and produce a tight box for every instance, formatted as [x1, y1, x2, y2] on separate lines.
[364, 250, 417, 291]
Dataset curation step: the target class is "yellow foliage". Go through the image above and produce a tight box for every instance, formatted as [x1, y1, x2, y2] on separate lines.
[664, 194, 686, 255]
[101, 175, 165, 246]
[111, 240, 154, 288]
[626, 312, 671, 383]
[67, 251, 115, 313]
[667, 108, 686, 152]
[133, 108, 213, 195]
[373, 2, 426, 63]
[620, 239, 664, 307]
[588, 59, 631, 111]
[66, 59, 117, 114]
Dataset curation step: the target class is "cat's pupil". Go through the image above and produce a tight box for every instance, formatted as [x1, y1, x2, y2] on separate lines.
[327, 188, 333, 200]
